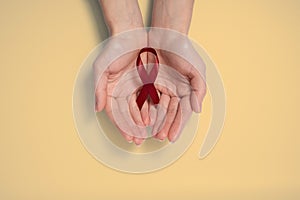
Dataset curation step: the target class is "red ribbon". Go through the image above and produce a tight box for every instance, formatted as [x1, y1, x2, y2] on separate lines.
[136, 47, 160, 110]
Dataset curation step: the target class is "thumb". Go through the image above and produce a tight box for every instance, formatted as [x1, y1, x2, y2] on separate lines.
[95, 71, 108, 112]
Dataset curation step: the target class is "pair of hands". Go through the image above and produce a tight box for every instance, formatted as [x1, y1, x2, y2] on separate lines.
[94, 28, 206, 146]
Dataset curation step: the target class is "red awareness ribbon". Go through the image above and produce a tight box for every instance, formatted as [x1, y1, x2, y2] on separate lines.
[136, 47, 160, 110]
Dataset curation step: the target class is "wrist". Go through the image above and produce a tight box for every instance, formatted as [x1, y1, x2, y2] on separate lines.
[151, 19, 190, 35]
[148, 27, 189, 50]
[110, 22, 144, 36]
[151, 0, 194, 35]
[100, 0, 144, 36]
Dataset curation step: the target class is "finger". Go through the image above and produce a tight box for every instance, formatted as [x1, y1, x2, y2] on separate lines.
[141, 100, 150, 126]
[95, 71, 108, 112]
[105, 97, 133, 142]
[119, 130, 134, 143]
[133, 137, 145, 146]
[152, 93, 170, 137]
[156, 96, 179, 141]
[148, 102, 157, 127]
[129, 93, 144, 126]
[110, 96, 147, 140]
[190, 68, 206, 113]
[168, 96, 192, 142]
[116, 96, 148, 138]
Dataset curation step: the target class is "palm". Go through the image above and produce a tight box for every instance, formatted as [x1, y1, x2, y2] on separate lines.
[94, 41, 149, 145]
[149, 49, 206, 142]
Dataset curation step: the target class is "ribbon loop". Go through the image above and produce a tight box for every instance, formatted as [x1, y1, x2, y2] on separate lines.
[136, 47, 160, 110]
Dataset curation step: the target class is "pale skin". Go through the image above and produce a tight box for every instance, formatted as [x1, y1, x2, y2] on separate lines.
[149, 0, 206, 142]
[95, 0, 206, 145]
[96, 0, 148, 145]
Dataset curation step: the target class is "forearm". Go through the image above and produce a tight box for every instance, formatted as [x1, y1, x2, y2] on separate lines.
[151, 0, 194, 34]
[99, 0, 144, 35]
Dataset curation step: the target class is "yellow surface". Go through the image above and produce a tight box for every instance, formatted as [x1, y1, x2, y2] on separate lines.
[0, 0, 299, 199]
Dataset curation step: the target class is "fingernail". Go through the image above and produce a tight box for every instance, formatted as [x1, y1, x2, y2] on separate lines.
[136, 143, 142, 147]
[134, 137, 144, 146]
[154, 137, 164, 142]
[125, 135, 133, 143]
[171, 133, 180, 143]
[135, 140, 143, 147]
[157, 135, 165, 142]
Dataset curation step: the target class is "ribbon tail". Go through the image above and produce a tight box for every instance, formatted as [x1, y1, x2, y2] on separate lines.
[147, 84, 159, 104]
[136, 86, 149, 110]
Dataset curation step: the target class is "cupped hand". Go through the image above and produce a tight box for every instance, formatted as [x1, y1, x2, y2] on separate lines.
[148, 28, 207, 142]
[93, 30, 150, 145]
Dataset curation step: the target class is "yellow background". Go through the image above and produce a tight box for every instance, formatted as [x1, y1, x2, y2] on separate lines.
[0, 0, 299, 199]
